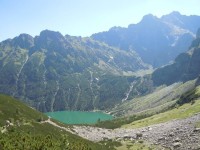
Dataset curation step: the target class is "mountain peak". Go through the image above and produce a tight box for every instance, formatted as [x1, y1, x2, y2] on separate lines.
[110, 26, 125, 32]
[39, 30, 64, 40]
[35, 30, 66, 50]
[169, 11, 181, 16]
[139, 14, 159, 24]
[142, 14, 157, 21]
[161, 11, 182, 19]
[13, 34, 34, 49]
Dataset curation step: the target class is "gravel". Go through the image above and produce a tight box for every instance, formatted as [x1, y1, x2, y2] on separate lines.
[73, 113, 200, 150]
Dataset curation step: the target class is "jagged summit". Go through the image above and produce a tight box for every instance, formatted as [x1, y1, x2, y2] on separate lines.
[109, 26, 125, 32]
[36, 30, 66, 44]
[163, 11, 182, 17]
[92, 12, 200, 67]
[39, 30, 64, 40]
[140, 14, 159, 23]
[170, 11, 181, 15]
[34, 30, 67, 50]
[12, 34, 34, 49]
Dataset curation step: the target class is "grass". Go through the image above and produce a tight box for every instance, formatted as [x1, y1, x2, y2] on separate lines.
[99, 139, 122, 149]
[94, 80, 199, 130]
[111, 80, 196, 117]
[196, 86, 200, 95]
[123, 97, 200, 128]
[115, 140, 168, 150]
[195, 121, 200, 128]
[0, 94, 112, 150]
[0, 94, 48, 126]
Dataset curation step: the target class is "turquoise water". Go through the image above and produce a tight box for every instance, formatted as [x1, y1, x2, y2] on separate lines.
[45, 111, 113, 124]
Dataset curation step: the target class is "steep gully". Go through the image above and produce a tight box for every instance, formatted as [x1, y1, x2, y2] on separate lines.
[14, 55, 29, 97]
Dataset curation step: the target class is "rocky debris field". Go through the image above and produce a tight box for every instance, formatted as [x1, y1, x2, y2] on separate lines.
[72, 113, 200, 150]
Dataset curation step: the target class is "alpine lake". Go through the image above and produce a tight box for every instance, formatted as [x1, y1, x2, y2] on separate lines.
[45, 111, 113, 125]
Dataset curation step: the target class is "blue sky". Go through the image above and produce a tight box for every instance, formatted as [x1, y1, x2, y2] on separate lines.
[0, 0, 200, 41]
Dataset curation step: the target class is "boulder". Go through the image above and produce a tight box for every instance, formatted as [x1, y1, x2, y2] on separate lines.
[136, 133, 143, 139]
[193, 128, 200, 132]
[173, 142, 182, 148]
[174, 137, 180, 142]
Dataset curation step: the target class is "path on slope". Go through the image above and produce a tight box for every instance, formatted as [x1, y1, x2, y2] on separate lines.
[43, 118, 73, 133]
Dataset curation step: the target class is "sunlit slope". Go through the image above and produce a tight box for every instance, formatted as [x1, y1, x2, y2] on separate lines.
[122, 85, 200, 128]
[0, 30, 149, 112]
[112, 79, 196, 117]
[0, 94, 112, 150]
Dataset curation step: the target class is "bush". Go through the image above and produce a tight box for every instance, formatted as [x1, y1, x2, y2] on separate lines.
[176, 88, 199, 105]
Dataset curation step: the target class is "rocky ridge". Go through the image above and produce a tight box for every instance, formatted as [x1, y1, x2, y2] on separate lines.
[92, 12, 200, 67]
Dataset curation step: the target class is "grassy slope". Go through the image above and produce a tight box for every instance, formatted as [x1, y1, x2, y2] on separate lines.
[115, 140, 168, 150]
[196, 121, 200, 128]
[0, 94, 110, 150]
[111, 80, 196, 117]
[94, 80, 196, 129]
[0, 94, 48, 126]
[122, 85, 200, 128]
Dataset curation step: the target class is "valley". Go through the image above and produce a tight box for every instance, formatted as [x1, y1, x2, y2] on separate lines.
[43, 87, 200, 149]
[0, 11, 200, 150]
[1, 12, 200, 113]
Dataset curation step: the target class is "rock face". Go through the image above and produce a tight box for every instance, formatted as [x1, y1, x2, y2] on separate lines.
[92, 12, 200, 68]
[0, 30, 152, 112]
[152, 29, 200, 86]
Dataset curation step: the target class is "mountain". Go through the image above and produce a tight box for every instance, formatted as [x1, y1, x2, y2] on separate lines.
[0, 30, 152, 112]
[0, 94, 110, 150]
[1, 12, 200, 113]
[108, 28, 200, 119]
[152, 28, 200, 86]
[161, 11, 200, 33]
[95, 31, 200, 131]
[92, 12, 200, 67]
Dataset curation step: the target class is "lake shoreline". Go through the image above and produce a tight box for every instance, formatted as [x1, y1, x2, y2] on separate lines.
[45, 111, 113, 125]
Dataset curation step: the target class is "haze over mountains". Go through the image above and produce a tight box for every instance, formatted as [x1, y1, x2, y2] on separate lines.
[0, 12, 200, 113]
[152, 28, 200, 86]
[92, 11, 200, 67]
[1, 10, 200, 150]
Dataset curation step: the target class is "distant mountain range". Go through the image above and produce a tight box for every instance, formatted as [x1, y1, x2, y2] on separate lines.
[92, 11, 200, 67]
[111, 28, 200, 116]
[152, 28, 200, 86]
[0, 12, 200, 112]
